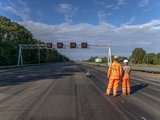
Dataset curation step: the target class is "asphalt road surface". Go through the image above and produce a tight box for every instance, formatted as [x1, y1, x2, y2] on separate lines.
[0, 63, 159, 120]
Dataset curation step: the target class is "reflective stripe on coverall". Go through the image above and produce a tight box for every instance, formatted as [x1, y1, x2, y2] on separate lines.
[122, 66, 131, 94]
[106, 61, 122, 96]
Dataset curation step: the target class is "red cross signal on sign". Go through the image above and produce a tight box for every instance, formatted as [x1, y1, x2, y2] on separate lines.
[57, 42, 63, 48]
[47, 43, 52, 48]
[70, 42, 76, 48]
[81, 42, 88, 48]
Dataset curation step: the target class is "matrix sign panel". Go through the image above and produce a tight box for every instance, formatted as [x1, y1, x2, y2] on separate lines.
[81, 42, 88, 48]
[47, 43, 52, 48]
[70, 42, 77, 48]
[57, 42, 63, 48]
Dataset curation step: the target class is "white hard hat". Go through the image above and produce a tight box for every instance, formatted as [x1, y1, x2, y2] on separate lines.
[123, 59, 128, 63]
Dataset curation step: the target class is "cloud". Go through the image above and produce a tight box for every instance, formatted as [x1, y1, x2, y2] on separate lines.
[56, 4, 72, 13]
[105, 0, 126, 11]
[105, 5, 113, 9]
[55, 3, 78, 23]
[36, 10, 44, 20]
[138, 0, 150, 7]
[95, 0, 126, 7]
[0, 0, 31, 21]
[107, 12, 113, 16]
[97, 11, 107, 23]
[94, 0, 106, 5]
[117, 0, 126, 6]
[122, 16, 136, 26]
[18, 20, 160, 59]
[97, 11, 113, 23]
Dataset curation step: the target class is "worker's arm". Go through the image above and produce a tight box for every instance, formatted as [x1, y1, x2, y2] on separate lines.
[119, 64, 123, 78]
[122, 66, 125, 78]
[107, 66, 111, 79]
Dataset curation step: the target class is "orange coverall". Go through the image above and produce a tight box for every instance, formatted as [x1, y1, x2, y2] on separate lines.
[106, 61, 123, 96]
[122, 66, 131, 95]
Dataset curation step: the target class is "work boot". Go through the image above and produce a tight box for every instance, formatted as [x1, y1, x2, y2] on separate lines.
[127, 92, 130, 95]
[105, 93, 110, 96]
[123, 92, 127, 95]
[113, 94, 117, 97]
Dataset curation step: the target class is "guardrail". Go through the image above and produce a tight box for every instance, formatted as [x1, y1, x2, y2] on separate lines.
[0, 63, 53, 70]
[82, 62, 160, 74]
[130, 66, 160, 73]
[0, 65, 18, 69]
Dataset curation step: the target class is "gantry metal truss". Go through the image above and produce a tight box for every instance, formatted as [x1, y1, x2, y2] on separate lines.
[17, 44, 49, 67]
[18, 44, 48, 49]
[17, 43, 112, 67]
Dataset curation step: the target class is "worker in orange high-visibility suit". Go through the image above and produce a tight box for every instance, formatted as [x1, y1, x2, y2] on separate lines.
[122, 59, 131, 95]
[106, 56, 123, 97]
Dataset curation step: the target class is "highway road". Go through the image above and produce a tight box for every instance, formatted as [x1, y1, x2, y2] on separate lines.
[0, 63, 159, 120]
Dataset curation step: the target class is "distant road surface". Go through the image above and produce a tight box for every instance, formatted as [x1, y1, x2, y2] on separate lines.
[0, 63, 159, 120]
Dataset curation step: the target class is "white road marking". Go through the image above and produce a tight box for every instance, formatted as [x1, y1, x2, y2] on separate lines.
[121, 100, 124, 103]
[17, 75, 26, 78]
[141, 116, 147, 120]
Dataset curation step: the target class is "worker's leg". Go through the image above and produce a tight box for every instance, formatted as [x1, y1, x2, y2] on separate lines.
[122, 79, 127, 95]
[106, 79, 114, 96]
[113, 79, 120, 97]
[126, 79, 131, 95]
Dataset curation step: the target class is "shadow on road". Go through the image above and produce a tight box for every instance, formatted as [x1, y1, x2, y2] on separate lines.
[130, 84, 148, 94]
[116, 83, 148, 95]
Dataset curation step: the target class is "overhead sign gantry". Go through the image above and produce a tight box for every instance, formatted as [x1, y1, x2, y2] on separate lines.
[17, 42, 112, 67]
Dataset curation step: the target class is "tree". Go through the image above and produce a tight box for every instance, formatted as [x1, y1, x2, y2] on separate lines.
[156, 53, 160, 64]
[118, 56, 128, 63]
[102, 57, 108, 63]
[0, 15, 69, 66]
[131, 48, 146, 64]
[87, 56, 98, 62]
[143, 53, 156, 64]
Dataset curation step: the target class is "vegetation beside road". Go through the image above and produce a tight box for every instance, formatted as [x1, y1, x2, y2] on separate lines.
[130, 48, 160, 65]
[0, 16, 69, 66]
[87, 48, 160, 65]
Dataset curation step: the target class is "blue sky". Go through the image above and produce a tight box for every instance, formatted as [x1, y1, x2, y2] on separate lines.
[0, 0, 160, 60]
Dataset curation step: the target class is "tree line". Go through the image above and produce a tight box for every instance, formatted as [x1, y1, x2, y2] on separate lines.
[87, 48, 160, 65]
[0, 16, 69, 66]
[130, 48, 160, 65]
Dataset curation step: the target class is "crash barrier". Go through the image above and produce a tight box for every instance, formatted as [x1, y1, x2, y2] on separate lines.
[83, 62, 160, 74]
[0, 63, 54, 70]
[130, 66, 160, 74]
[0, 65, 18, 69]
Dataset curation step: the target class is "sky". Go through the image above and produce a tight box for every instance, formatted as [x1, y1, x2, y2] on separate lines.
[0, 0, 160, 60]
